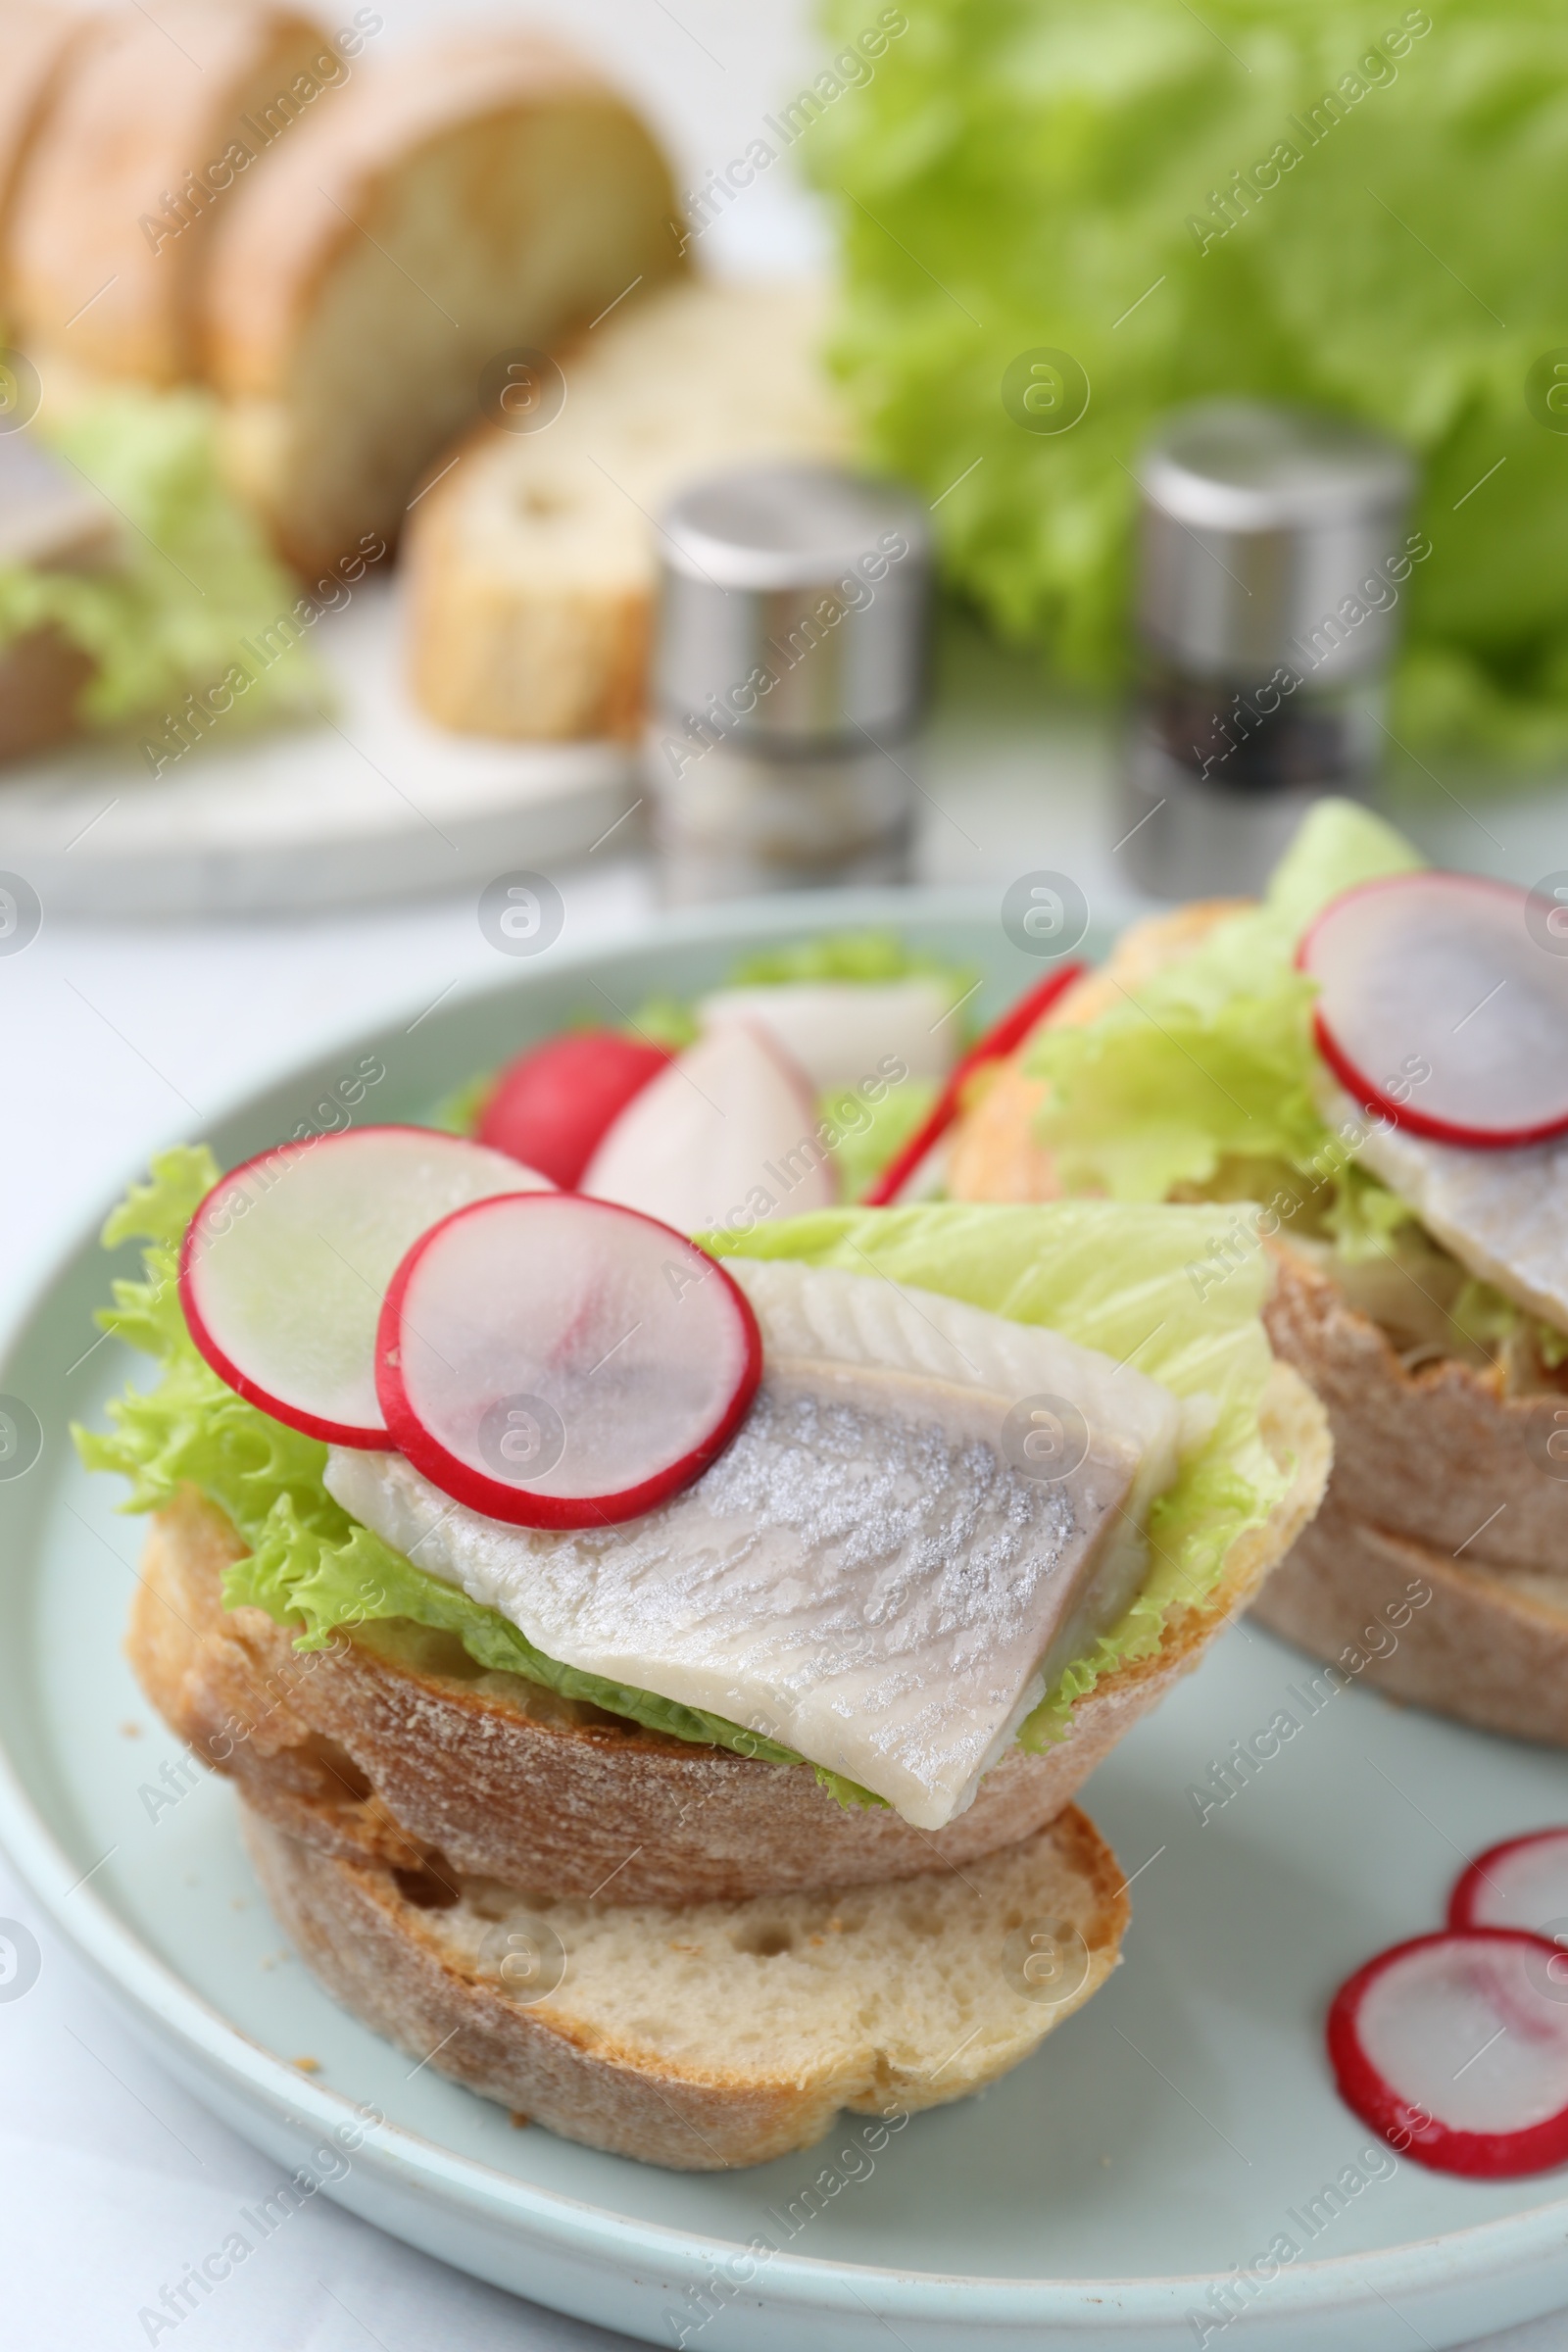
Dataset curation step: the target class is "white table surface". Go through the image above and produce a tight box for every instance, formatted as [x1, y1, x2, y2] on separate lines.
[6, 1, 1568, 2343]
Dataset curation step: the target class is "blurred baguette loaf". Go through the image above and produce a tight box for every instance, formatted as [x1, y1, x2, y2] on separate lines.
[7, 2, 336, 384]
[203, 31, 684, 574]
[0, 1, 95, 319]
[402, 275, 850, 740]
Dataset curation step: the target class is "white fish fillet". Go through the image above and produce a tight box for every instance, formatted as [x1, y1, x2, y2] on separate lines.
[325, 1262, 1186, 1829]
[581, 1020, 836, 1233]
[1322, 1081, 1568, 1332]
[696, 978, 956, 1093]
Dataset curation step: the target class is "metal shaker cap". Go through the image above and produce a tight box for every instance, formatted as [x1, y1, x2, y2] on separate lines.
[1136, 401, 1415, 684]
[653, 462, 931, 746]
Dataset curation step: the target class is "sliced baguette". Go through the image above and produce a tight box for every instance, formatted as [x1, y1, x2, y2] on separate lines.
[128, 1358, 1327, 1904]
[7, 2, 333, 385]
[242, 1796, 1128, 2169]
[0, 2, 93, 316]
[947, 896, 1568, 1741]
[203, 32, 683, 574]
[402, 275, 850, 741]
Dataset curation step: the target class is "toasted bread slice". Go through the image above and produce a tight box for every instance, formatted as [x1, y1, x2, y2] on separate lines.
[947, 895, 1568, 1741]
[127, 1360, 1327, 1904]
[402, 275, 850, 741]
[242, 1796, 1128, 2169]
[203, 32, 682, 573]
[7, 2, 333, 385]
[1250, 1492, 1568, 1745]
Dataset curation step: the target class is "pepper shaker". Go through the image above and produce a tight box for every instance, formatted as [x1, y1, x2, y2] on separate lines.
[645, 462, 932, 902]
[1120, 401, 1418, 899]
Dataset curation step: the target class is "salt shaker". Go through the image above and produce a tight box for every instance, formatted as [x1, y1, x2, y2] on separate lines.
[645, 462, 932, 902]
[1120, 401, 1417, 899]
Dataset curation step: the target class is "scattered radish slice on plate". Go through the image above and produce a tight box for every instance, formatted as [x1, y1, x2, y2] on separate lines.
[1326, 1929, 1568, 2177]
[179, 1126, 554, 1447]
[1450, 1828, 1568, 1945]
[863, 962, 1088, 1207]
[476, 1029, 670, 1188]
[582, 1018, 835, 1233]
[1298, 872, 1568, 1147]
[375, 1191, 761, 1528]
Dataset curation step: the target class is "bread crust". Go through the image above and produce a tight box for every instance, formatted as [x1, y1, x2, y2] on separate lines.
[8, 2, 332, 382]
[0, 3, 93, 301]
[946, 895, 1568, 1740]
[1250, 1494, 1568, 1744]
[241, 1797, 1128, 2168]
[129, 1368, 1327, 1902]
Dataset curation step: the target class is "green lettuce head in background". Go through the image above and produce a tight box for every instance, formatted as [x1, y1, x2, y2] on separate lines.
[0, 390, 324, 744]
[75, 1148, 1291, 1790]
[810, 0, 1568, 768]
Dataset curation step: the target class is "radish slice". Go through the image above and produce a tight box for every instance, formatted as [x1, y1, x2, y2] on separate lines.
[375, 1191, 760, 1528]
[695, 977, 956, 1094]
[582, 1019, 836, 1234]
[1326, 1929, 1568, 2177]
[180, 1127, 553, 1447]
[476, 1029, 669, 1188]
[863, 962, 1088, 1207]
[1298, 873, 1568, 1147]
[1450, 1829, 1568, 1942]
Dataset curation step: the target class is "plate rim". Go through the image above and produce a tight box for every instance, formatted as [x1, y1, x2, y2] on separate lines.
[2, 882, 1567, 2332]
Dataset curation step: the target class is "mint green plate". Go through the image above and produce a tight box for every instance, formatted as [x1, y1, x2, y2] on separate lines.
[1, 887, 1565, 2351]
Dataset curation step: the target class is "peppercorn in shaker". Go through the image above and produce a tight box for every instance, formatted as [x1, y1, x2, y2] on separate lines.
[1120, 401, 1418, 898]
[646, 462, 932, 902]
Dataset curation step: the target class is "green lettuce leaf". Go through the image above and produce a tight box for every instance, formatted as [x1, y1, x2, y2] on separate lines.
[811, 0, 1568, 766]
[711, 1199, 1289, 1745]
[0, 390, 324, 736]
[1028, 798, 1423, 1201]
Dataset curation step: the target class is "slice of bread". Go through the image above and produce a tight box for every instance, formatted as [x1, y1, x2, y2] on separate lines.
[401, 276, 850, 741]
[203, 32, 683, 574]
[1249, 1492, 1568, 1746]
[946, 898, 1568, 1742]
[0, 2, 93, 318]
[7, 2, 334, 385]
[127, 1357, 1327, 1905]
[241, 1796, 1128, 2169]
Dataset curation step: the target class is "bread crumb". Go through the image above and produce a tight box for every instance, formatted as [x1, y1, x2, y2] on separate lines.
[120, 1721, 142, 1738]
[510, 2111, 530, 2129]
[1100, 2155, 1112, 2167]
[293, 2056, 320, 2074]
[667, 1941, 701, 1955]
[231, 1896, 249, 1910]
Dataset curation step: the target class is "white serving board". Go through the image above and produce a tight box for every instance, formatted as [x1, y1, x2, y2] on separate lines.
[0, 577, 637, 918]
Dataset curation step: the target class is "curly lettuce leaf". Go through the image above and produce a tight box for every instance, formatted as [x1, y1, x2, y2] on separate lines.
[0, 390, 323, 735]
[812, 0, 1568, 766]
[1028, 798, 1423, 1200]
[74, 1150, 812, 1778]
[710, 1199, 1290, 1746]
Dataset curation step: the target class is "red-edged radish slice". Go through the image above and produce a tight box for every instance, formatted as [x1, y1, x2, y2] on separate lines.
[582, 1018, 835, 1234]
[180, 1126, 553, 1446]
[375, 1191, 760, 1528]
[476, 1029, 669, 1189]
[1450, 1829, 1568, 1944]
[1326, 1929, 1568, 2178]
[1298, 873, 1568, 1148]
[863, 962, 1088, 1207]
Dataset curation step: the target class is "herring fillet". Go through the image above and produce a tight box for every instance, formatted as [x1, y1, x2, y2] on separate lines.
[1322, 1082, 1568, 1332]
[325, 1264, 1186, 1828]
